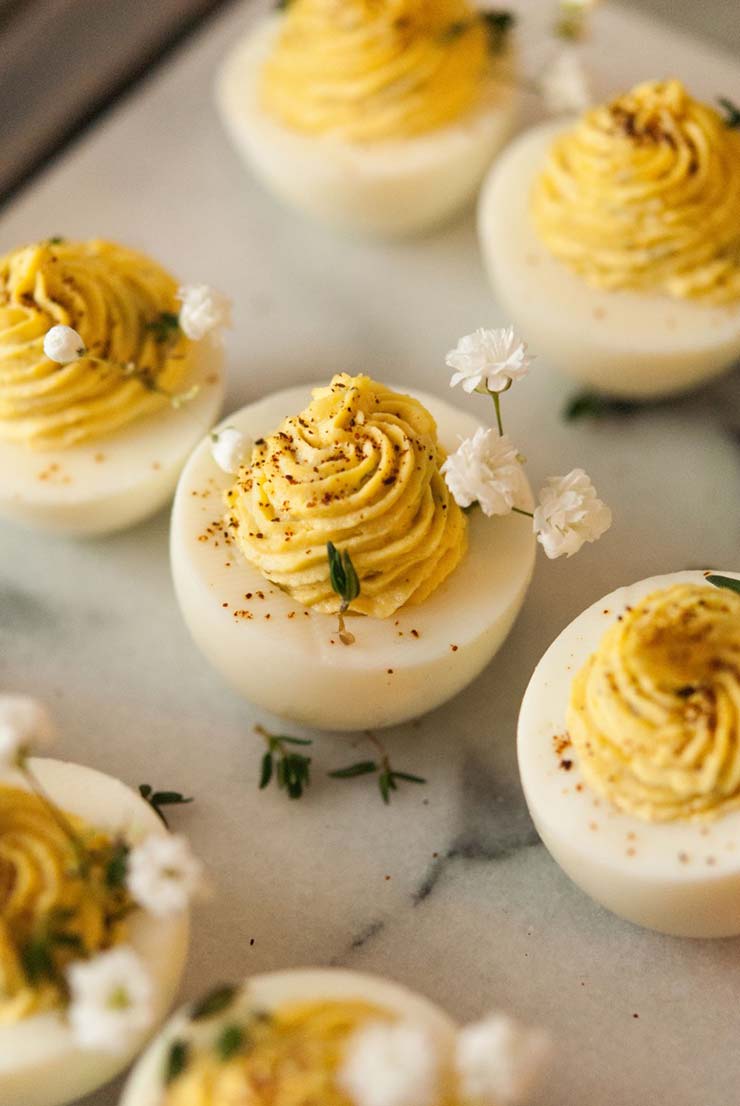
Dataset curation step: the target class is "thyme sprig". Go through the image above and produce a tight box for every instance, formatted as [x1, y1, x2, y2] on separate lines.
[706, 574, 740, 596]
[717, 97, 740, 128]
[327, 541, 360, 645]
[329, 733, 427, 805]
[138, 784, 194, 828]
[255, 725, 312, 800]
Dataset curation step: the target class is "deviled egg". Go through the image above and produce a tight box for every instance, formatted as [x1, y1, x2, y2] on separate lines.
[0, 238, 226, 536]
[518, 570, 740, 937]
[121, 967, 550, 1106]
[171, 375, 536, 730]
[479, 80, 740, 397]
[216, 0, 519, 236]
[0, 752, 195, 1106]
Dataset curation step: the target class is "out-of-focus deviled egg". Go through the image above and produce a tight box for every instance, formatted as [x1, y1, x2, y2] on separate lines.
[216, 0, 519, 236]
[0, 238, 227, 536]
[121, 967, 551, 1106]
[0, 696, 200, 1106]
[518, 571, 740, 937]
[170, 374, 536, 731]
[479, 80, 740, 398]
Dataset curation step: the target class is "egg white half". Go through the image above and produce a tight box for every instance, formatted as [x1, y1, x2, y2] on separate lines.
[0, 758, 190, 1106]
[215, 17, 519, 237]
[478, 123, 740, 399]
[518, 570, 740, 937]
[121, 968, 457, 1106]
[0, 342, 223, 538]
[170, 385, 535, 731]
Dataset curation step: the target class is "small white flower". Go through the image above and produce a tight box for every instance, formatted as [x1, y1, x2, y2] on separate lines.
[442, 429, 528, 517]
[43, 324, 85, 364]
[127, 833, 204, 917]
[177, 284, 232, 341]
[540, 49, 591, 115]
[211, 427, 251, 474]
[338, 1021, 439, 1106]
[456, 1013, 552, 1105]
[67, 947, 154, 1053]
[534, 468, 611, 558]
[446, 327, 532, 395]
[0, 694, 55, 771]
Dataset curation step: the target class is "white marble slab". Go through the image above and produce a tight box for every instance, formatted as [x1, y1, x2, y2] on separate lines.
[1, 3, 739, 1104]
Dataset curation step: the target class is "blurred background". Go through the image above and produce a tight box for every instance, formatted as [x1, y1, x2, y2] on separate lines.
[0, 0, 738, 206]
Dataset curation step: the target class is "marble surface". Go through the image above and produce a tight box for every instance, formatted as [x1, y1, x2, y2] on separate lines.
[1, 2, 740, 1104]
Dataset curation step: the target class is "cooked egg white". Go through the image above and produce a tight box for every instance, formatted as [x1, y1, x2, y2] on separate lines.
[170, 385, 535, 731]
[517, 570, 740, 938]
[0, 342, 223, 537]
[120, 968, 457, 1106]
[215, 17, 519, 238]
[0, 758, 190, 1106]
[478, 123, 740, 399]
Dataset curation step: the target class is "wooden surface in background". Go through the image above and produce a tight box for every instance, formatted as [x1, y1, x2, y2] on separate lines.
[0, 0, 737, 203]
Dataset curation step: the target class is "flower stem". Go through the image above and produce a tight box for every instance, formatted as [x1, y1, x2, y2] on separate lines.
[512, 506, 534, 519]
[491, 392, 504, 436]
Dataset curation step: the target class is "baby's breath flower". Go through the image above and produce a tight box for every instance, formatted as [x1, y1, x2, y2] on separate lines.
[540, 49, 591, 115]
[67, 947, 154, 1052]
[211, 427, 251, 474]
[456, 1013, 552, 1104]
[534, 468, 611, 558]
[177, 284, 232, 341]
[447, 327, 532, 395]
[127, 833, 204, 917]
[442, 429, 527, 517]
[0, 694, 55, 771]
[338, 1021, 439, 1106]
[43, 324, 85, 364]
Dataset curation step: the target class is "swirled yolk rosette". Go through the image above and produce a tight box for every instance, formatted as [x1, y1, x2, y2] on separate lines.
[0, 239, 192, 449]
[0, 787, 130, 1023]
[260, 0, 493, 142]
[532, 80, 740, 304]
[163, 1000, 387, 1106]
[225, 374, 468, 619]
[567, 583, 740, 822]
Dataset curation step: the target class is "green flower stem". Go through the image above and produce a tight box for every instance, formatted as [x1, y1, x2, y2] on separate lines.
[492, 392, 504, 436]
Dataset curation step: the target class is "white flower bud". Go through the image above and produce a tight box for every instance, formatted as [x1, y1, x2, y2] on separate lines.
[43, 324, 85, 364]
[177, 284, 232, 341]
[211, 427, 251, 474]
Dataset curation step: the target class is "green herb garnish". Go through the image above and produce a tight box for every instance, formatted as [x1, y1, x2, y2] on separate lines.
[146, 311, 181, 343]
[47, 236, 65, 245]
[717, 97, 740, 128]
[104, 841, 130, 888]
[327, 541, 360, 644]
[706, 574, 740, 595]
[482, 10, 514, 52]
[329, 733, 426, 806]
[138, 784, 193, 828]
[216, 1023, 247, 1061]
[164, 1039, 190, 1085]
[256, 725, 312, 800]
[191, 984, 239, 1021]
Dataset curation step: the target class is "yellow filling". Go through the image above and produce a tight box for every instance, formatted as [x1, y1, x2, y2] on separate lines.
[0, 238, 192, 449]
[568, 583, 740, 822]
[532, 80, 740, 304]
[226, 374, 468, 619]
[261, 0, 497, 142]
[164, 1000, 389, 1106]
[0, 786, 130, 1022]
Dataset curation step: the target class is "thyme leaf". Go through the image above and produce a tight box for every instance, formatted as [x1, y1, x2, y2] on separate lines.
[138, 784, 194, 828]
[706, 574, 740, 595]
[717, 97, 740, 128]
